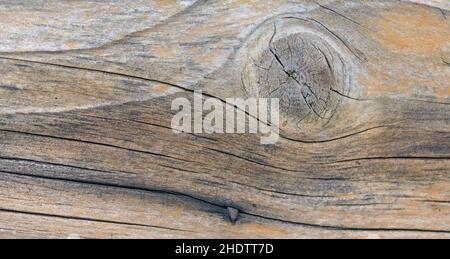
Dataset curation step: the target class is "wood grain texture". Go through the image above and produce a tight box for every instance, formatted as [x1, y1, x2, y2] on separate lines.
[0, 0, 449, 239]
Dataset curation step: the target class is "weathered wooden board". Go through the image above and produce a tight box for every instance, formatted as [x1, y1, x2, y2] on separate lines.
[0, 0, 449, 239]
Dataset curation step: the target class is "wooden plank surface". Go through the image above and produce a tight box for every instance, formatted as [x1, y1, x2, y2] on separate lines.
[0, 0, 449, 238]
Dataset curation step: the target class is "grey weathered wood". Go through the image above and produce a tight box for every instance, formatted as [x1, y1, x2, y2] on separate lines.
[0, 0, 449, 238]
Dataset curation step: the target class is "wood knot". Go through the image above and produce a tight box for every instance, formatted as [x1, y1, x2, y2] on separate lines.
[242, 29, 351, 138]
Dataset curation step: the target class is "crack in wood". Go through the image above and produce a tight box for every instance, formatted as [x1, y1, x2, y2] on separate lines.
[0, 207, 192, 233]
[0, 128, 196, 164]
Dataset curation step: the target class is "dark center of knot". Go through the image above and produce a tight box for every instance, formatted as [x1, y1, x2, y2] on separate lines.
[243, 32, 350, 137]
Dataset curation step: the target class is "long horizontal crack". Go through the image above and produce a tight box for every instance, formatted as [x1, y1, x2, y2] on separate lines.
[204, 147, 304, 173]
[279, 125, 387, 144]
[241, 211, 450, 234]
[0, 169, 227, 218]
[228, 180, 334, 198]
[0, 128, 196, 164]
[0, 207, 191, 233]
[1, 128, 300, 173]
[421, 200, 450, 204]
[325, 156, 450, 164]
[1, 169, 449, 234]
[0, 155, 135, 176]
[412, 99, 450, 106]
[330, 88, 367, 101]
[81, 113, 218, 142]
[0, 56, 271, 128]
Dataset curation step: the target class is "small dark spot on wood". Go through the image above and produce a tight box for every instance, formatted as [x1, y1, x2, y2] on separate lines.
[227, 207, 239, 223]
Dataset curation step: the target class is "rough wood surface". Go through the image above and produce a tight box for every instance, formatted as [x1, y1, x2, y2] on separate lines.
[0, 0, 449, 239]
